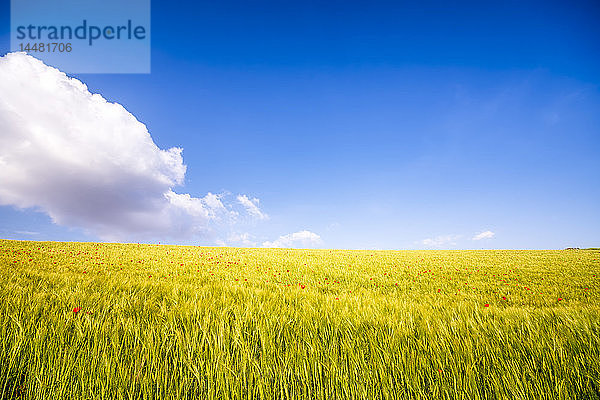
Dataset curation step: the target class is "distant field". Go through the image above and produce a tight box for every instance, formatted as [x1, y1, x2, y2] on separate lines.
[1, 240, 599, 399]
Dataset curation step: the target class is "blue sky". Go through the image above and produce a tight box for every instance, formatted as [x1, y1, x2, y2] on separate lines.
[0, 0, 599, 249]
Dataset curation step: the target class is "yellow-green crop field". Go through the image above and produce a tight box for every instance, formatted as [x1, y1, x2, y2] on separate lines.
[1, 240, 599, 399]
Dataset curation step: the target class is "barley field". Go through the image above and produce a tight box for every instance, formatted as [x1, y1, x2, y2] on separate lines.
[1, 240, 599, 399]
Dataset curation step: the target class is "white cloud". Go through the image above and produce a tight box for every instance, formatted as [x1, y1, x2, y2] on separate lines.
[0, 52, 263, 241]
[227, 232, 257, 247]
[237, 194, 268, 220]
[262, 230, 322, 248]
[472, 230, 495, 240]
[421, 234, 461, 248]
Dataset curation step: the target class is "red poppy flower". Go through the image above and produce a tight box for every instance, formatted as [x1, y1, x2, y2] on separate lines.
[73, 307, 81, 313]
[484, 304, 489, 307]
[558, 298, 563, 301]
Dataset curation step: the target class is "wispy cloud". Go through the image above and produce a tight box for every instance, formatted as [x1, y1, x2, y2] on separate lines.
[472, 230, 495, 240]
[226, 232, 257, 247]
[263, 230, 322, 248]
[421, 234, 462, 248]
[237, 195, 269, 221]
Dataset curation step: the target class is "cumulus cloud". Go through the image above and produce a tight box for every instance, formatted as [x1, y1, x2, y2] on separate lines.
[472, 230, 495, 240]
[262, 230, 322, 248]
[237, 195, 269, 220]
[0, 52, 264, 241]
[421, 234, 461, 248]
